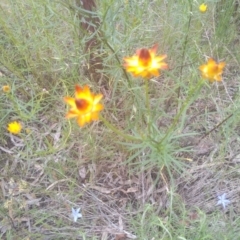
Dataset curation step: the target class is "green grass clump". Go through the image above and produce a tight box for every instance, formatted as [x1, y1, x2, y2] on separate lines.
[1, 0, 240, 239]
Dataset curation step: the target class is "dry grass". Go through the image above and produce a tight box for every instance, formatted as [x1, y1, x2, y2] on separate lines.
[1, 0, 240, 239]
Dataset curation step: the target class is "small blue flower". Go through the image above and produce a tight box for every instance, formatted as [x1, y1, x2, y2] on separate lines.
[216, 193, 230, 209]
[71, 207, 82, 222]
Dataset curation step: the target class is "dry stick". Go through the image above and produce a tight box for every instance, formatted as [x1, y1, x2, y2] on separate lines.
[77, 0, 105, 85]
[78, 1, 131, 88]
[79, 0, 99, 32]
[198, 113, 234, 143]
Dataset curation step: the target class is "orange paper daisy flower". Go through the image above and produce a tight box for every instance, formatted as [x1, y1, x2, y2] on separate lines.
[64, 85, 104, 127]
[123, 44, 168, 79]
[199, 58, 226, 82]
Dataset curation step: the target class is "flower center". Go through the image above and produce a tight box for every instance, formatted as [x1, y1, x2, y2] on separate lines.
[75, 99, 89, 111]
[138, 49, 152, 67]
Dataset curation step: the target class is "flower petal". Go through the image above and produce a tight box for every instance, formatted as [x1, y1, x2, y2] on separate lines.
[64, 97, 76, 107]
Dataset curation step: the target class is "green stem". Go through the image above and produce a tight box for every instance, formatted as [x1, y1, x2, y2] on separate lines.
[177, 1, 193, 99]
[158, 79, 205, 145]
[100, 115, 140, 142]
[145, 79, 151, 134]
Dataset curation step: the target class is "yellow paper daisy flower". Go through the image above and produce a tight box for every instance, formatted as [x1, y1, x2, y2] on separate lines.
[123, 44, 168, 79]
[199, 58, 226, 82]
[64, 85, 104, 127]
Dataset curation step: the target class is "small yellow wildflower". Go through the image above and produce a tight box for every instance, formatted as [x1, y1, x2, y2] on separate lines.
[123, 44, 168, 79]
[4, 199, 13, 209]
[19, 180, 28, 192]
[199, 3, 207, 13]
[25, 128, 31, 134]
[64, 85, 104, 127]
[7, 121, 22, 134]
[2, 85, 10, 92]
[199, 58, 226, 82]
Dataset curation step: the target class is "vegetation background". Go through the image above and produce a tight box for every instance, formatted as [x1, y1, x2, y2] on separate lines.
[0, 0, 240, 239]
